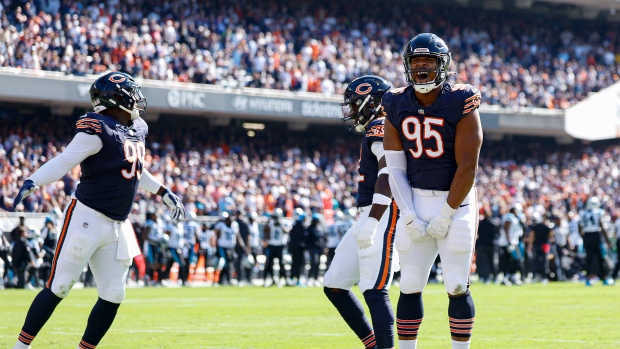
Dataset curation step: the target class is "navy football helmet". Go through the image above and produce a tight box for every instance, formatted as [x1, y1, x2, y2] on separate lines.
[90, 71, 147, 120]
[341, 75, 392, 132]
[403, 33, 451, 93]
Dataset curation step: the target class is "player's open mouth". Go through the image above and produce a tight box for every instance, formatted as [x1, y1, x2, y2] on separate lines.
[417, 72, 429, 81]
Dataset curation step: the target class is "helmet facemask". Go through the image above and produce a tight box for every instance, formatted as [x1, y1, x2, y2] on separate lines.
[341, 95, 382, 133]
[404, 54, 450, 94]
[91, 75, 147, 121]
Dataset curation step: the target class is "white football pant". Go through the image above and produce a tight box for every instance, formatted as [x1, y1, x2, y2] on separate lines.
[396, 187, 477, 296]
[323, 201, 399, 293]
[46, 198, 140, 303]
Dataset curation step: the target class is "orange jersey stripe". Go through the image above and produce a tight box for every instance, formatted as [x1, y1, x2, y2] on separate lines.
[46, 199, 77, 289]
[465, 92, 481, 102]
[376, 201, 397, 289]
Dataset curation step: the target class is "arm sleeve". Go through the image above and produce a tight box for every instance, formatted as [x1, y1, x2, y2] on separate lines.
[385, 150, 415, 216]
[139, 169, 164, 194]
[27, 132, 103, 186]
[370, 141, 385, 160]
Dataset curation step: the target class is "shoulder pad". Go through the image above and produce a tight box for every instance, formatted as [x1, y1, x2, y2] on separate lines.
[75, 113, 102, 135]
[389, 86, 408, 95]
[452, 84, 482, 115]
[366, 119, 385, 140]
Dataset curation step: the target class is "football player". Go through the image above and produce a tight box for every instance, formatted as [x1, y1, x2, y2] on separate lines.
[263, 208, 288, 287]
[164, 219, 186, 286]
[10, 71, 185, 349]
[382, 33, 482, 349]
[182, 213, 200, 283]
[323, 75, 398, 349]
[497, 204, 525, 286]
[214, 212, 239, 285]
[578, 197, 614, 285]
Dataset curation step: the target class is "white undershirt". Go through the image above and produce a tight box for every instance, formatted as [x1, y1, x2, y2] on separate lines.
[28, 132, 102, 186]
[370, 141, 385, 160]
[27, 132, 162, 194]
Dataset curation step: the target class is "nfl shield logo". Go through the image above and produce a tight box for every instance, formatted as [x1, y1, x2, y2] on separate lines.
[418, 109, 425, 115]
[83, 222, 89, 228]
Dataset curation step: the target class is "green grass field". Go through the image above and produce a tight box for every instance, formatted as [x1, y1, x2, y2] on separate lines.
[1, 283, 619, 349]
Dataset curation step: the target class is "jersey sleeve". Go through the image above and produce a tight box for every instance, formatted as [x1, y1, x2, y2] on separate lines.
[365, 120, 384, 144]
[381, 90, 397, 129]
[75, 114, 103, 136]
[452, 84, 482, 116]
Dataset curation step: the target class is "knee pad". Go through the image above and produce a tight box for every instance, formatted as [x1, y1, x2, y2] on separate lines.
[442, 263, 469, 295]
[100, 287, 126, 304]
[446, 218, 475, 254]
[50, 273, 76, 298]
[399, 264, 426, 294]
[394, 221, 413, 253]
[323, 264, 356, 290]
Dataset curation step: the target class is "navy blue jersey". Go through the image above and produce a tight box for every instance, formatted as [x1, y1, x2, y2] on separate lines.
[382, 83, 481, 190]
[74, 112, 148, 221]
[357, 118, 385, 207]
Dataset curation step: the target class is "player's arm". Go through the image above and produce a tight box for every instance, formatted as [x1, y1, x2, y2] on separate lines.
[263, 224, 271, 247]
[383, 118, 429, 241]
[139, 169, 186, 220]
[426, 108, 483, 240]
[598, 216, 612, 246]
[446, 108, 483, 208]
[12, 133, 103, 211]
[356, 141, 392, 249]
[503, 220, 511, 243]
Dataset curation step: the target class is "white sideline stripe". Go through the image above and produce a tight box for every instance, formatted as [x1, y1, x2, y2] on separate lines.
[49, 329, 346, 337]
[3, 333, 620, 345]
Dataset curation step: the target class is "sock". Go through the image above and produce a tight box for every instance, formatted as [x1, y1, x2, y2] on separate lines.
[397, 292, 423, 340]
[399, 339, 417, 349]
[363, 289, 394, 349]
[79, 298, 121, 348]
[452, 339, 471, 349]
[324, 287, 376, 348]
[448, 290, 475, 341]
[18, 287, 63, 346]
[12, 341, 30, 349]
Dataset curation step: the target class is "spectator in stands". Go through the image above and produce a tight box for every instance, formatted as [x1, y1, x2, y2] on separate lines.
[2, 0, 619, 109]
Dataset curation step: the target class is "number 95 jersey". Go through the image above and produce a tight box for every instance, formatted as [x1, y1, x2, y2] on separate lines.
[74, 112, 148, 221]
[382, 83, 481, 191]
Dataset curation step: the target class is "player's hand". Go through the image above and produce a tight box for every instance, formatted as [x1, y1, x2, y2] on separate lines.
[401, 212, 431, 242]
[162, 189, 185, 220]
[426, 203, 457, 240]
[357, 217, 379, 250]
[12, 179, 39, 211]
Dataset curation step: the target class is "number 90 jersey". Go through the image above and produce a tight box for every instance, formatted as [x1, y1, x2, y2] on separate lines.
[74, 112, 148, 221]
[382, 83, 481, 190]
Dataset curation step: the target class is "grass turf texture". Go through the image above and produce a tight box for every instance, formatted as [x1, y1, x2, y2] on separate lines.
[0, 283, 618, 349]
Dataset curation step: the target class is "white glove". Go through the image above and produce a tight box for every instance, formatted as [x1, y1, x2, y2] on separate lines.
[162, 189, 186, 220]
[426, 203, 457, 240]
[357, 217, 379, 250]
[401, 211, 431, 242]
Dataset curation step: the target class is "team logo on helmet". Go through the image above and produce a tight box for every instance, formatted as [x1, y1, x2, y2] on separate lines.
[355, 83, 373, 95]
[108, 74, 126, 83]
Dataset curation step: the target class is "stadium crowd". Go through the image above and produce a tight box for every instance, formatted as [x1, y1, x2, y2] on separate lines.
[1, 0, 620, 109]
[1, 112, 620, 288]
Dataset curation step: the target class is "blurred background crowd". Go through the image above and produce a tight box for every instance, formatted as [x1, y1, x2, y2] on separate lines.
[1, 110, 620, 289]
[1, 0, 620, 109]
